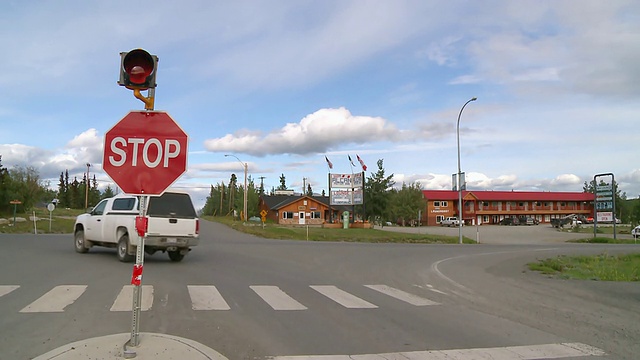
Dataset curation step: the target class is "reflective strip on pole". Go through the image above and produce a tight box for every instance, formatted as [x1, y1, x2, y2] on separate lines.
[130, 195, 148, 347]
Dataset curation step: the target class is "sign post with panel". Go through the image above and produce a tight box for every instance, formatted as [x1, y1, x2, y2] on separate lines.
[593, 173, 616, 241]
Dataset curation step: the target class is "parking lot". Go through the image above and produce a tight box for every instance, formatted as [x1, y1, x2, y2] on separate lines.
[380, 223, 631, 245]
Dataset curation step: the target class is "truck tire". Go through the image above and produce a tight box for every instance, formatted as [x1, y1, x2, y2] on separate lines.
[117, 234, 134, 262]
[74, 230, 89, 253]
[168, 250, 184, 262]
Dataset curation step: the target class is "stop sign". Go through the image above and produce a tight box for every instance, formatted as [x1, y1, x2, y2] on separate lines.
[103, 111, 188, 195]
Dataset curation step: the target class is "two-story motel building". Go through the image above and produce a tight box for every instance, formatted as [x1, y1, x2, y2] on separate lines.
[422, 190, 595, 226]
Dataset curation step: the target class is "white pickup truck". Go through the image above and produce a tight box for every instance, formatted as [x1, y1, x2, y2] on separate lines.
[440, 216, 462, 227]
[73, 191, 199, 262]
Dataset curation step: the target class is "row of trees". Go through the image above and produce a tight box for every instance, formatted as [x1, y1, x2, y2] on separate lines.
[0, 156, 115, 214]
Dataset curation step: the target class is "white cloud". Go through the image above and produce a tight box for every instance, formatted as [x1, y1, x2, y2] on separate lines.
[204, 107, 400, 155]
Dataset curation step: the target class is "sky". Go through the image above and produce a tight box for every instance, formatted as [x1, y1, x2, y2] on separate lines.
[0, 0, 638, 210]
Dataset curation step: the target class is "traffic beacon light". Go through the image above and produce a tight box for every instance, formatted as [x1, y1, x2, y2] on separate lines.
[118, 49, 158, 111]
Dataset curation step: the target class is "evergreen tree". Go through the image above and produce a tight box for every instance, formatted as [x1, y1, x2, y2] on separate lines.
[202, 185, 216, 216]
[57, 172, 66, 207]
[103, 185, 115, 199]
[0, 156, 9, 213]
[246, 177, 259, 218]
[62, 170, 70, 208]
[306, 183, 313, 196]
[228, 174, 238, 214]
[390, 182, 424, 226]
[70, 177, 80, 209]
[364, 159, 395, 225]
[277, 173, 287, 190]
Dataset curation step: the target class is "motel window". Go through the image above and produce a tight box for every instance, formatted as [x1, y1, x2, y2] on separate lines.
[483, 202, 489, 207]
[310, 212, 321, 219]
[492, 201, 499, 207]
[283, 212, 294, 219]
[434, 201, 447, 207]
[560, 202, 566, 207]
[436, 215, 444, 223]
[434, 201, 440, 207]
[442, 201, 447, 207]
[535, 202, 541, 206]
[518, 202, 524, 207]
[544, 202, 549, 207]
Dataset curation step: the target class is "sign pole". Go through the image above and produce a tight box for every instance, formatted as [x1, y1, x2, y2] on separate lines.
[130, 195, 148, 348]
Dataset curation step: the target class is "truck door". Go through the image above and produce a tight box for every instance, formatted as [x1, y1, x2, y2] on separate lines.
[85, 200, 108, 241]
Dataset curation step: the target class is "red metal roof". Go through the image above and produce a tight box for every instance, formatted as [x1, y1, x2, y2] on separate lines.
[422, 190, 595, 202]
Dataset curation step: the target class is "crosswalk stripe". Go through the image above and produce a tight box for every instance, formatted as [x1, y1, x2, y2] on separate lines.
[20, 285, 87, 313]
[0, 285, 20, 298]
[364, 285, 439, 306]
[188, 285, 230, 310]
[110, 285, 154, 312]
[251, 286, 308, 310]
[310, 285, 377, 309]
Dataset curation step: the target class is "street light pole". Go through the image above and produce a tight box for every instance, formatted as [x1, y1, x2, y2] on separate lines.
[225, 154, 248, 222]
[457, 97, 477, 244]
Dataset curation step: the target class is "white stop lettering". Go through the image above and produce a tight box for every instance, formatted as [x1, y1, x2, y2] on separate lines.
[109, 137, 181, 168]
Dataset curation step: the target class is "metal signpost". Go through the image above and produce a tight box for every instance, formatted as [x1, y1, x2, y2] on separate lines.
[593, 173, 616, 241]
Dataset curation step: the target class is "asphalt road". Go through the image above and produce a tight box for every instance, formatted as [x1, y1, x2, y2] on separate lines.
[0, 221, 638, 359]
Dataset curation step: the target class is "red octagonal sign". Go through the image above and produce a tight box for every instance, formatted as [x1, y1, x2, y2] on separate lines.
[103, 111, 188, 195]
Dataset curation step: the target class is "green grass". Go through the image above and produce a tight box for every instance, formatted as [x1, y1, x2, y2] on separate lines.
[528, 252, 640, 281]
[0, 207, 82, 234]
[569, 237, 639, 244]
[561, 225, 634, 235]
[204, 216, 475, 244]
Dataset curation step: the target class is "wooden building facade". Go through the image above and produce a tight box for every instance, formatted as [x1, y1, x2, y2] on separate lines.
[421, 190, 595, 226]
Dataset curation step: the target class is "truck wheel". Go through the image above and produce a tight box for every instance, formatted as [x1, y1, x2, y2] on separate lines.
[74, 230, 89, 253]
[117, 234, 134, 262]
[168, 251, 184, 262]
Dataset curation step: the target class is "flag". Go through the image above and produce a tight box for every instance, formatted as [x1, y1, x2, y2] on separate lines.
[348, 155, 356, 167]
[356, 154, 367, 171]
[325, 156, 333, 169]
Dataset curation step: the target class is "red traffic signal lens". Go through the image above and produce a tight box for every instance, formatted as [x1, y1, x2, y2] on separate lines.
[123, 49, 155, 84]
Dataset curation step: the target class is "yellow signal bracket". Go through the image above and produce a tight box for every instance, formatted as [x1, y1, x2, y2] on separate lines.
[131, 88, 155, 111]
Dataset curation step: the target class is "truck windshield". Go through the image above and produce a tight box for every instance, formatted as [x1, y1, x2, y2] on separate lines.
[147, 192, 197, 218]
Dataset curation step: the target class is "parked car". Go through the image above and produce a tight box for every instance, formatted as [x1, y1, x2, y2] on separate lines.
[499, 217, 518, 226]
[440, 217, 462, 227]
[518, 217, 539, 225]
[632, 226, 640, 239]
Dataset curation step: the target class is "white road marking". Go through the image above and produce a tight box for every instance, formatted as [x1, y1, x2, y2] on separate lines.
[0, 285, 19, 297]
[110, 285, 153, 312]
[269, 342, 606, 359]
[188, 285, 231, 310]
[251, 285, 307, 310]
[425, 284, 448, 295]
[20, 285, 87, 313]
[310, 285, 377, 309]
[364, 285, 439, 306]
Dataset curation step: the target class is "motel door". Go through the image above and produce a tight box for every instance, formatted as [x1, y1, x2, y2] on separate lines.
[299, 211, 305, 225]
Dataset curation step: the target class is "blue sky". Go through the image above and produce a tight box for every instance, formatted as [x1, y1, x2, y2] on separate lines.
[1, 0, 638, 209]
